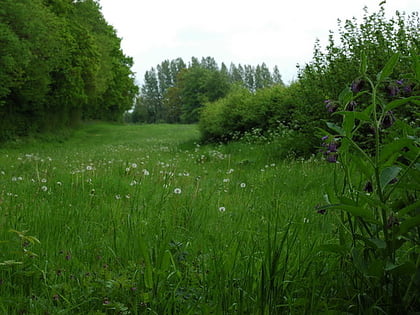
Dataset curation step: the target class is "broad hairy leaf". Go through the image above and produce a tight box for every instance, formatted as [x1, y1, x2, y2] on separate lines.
[326, 122, 344, 136]
[379, 166, 401, 190]
[338, 86, 353, 106]
[385, 96, 420, 112]
[398, 214, 420, 235]
[376, 53, 400, 82]
[379, 138, 412, 164]
[317, 244, 347, 255]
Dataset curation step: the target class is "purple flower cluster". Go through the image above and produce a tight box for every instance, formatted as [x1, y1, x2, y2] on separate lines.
[351, 79, 365, 93]
[321, 135, 339, 163]
[386, 79, 414, 97]
[381, 111, 395, 129]
[325, 100, 338, 113]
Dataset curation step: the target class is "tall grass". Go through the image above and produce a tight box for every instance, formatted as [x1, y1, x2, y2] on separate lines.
[0, 123, 338, 314]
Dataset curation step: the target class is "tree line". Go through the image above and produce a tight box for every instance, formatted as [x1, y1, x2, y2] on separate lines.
[0, 0, 138, 141]
[128, 57, 284, 124]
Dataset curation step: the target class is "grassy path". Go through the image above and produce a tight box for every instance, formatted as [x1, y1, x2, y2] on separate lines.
[0, 123, 337, 314]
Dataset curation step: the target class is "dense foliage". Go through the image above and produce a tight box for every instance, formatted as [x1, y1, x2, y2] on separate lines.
[0, 0, 138, 141]
[199, 6, 419, 157]
[128, 57, 284, 124]
[318, 52, 420, 313]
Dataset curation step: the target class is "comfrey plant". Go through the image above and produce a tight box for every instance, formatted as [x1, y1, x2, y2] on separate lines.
[317, 52, 419, 313]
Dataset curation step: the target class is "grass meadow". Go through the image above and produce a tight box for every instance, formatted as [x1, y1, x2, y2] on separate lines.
[0, 123, 346, 314]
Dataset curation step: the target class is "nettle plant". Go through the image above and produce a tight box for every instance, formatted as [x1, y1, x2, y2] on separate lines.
[318, 52, 419, 312]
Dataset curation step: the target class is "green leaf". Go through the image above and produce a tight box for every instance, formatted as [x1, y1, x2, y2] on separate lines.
[317, 244, 347, 255]
[338, 86, 353, 106]
[352, 155, 373, 179]
[385, 96, 420, 112]
[326, 122, 344, 135]
[379, 138, 412, 164]
[379, 166, 401, 190]
[398, 200, 420, 216]
[385, 261, 416, 275]
[343, 114, 355, 137]
[368, 238, 387, 249]
[376, 53, 400, 82]
[398, 214, 420, 235]
[323, 204, 378, 223]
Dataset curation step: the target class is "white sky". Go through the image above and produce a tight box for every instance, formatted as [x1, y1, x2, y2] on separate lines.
[98, 0, 418, 85]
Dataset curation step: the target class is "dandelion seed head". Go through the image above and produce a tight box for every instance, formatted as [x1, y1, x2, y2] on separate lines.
[41, 186, 48, 192]
[174, 188, 182, 194]
[240, 183, 246, 188]
[219, 206, 226, 212]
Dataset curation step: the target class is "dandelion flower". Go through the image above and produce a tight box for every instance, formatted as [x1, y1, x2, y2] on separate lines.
[174, 188, 182, 194]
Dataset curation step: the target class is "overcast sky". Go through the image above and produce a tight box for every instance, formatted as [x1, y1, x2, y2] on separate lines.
[98, 0, 418, 85]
